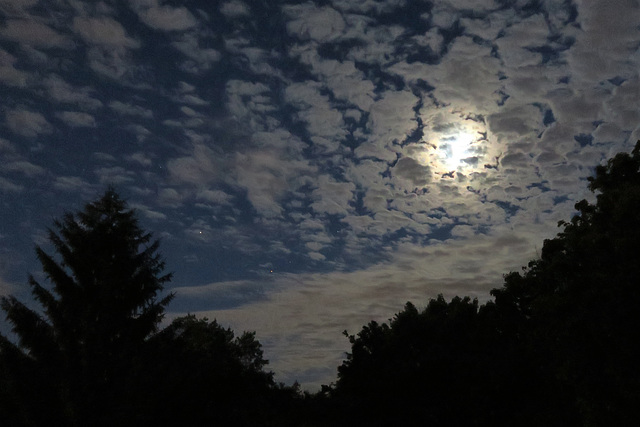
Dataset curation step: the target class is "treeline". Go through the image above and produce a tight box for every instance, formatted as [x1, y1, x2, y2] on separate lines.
[2, 142, 640, 426]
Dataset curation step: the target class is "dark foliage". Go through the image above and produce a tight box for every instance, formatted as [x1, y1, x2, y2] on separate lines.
[493, 141, 640, 425]
[318, 297, 574, 427]
[0, 189, 174, 426]
[139, 314, 299, 426]
[0, 189, 298, 426]
[323, 141, 640, 426]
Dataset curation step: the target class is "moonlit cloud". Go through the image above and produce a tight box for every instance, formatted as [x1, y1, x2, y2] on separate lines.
[3, 160, 45, 177]
[132, 1, 199, 32]
[284, 4, 346, 42]
[73, 17, 140, 48]
[172, 33, 221, 73]
[0, 19, 71, 48]
[44, 75, 104, 110]
[220, 1, 250, 18]
[5, 108, 53, 138]
[53, 176, 92, 192]
[0, 0, 37, 16]
[0, 47, 28, 87]
[56, 111, 97, 128]
[1, 0, 639, 390]
[0, 275, 16, 297]
[108, 101, 153, 118]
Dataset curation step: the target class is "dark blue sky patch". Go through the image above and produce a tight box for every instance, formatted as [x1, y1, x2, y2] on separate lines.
[525, 45, 559, 64]
[411, 79, 435, 93]
[437, 20, 465, 56]
[426, 222, 455, 241]
[562, 0, 579, 24]
[574, 133, 593, 147]
[608, 76, 626, 86]
[317, 39, 367, 62]
[405, 45, 440, 65]
[493, 200, 521, 217]
[496, 90, 510, 106]
[543, 108, 556, 126]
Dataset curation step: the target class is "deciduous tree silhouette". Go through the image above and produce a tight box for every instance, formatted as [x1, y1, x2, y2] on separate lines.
[493, 141, 640, 425]
[326, 297, 570, 427]
[327, 143, 640, 426]
[0, 189, 173, 426]
[141, 314, 280, 426]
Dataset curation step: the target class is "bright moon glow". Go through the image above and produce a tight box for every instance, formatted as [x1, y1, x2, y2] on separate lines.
[441, 132, 475, 169]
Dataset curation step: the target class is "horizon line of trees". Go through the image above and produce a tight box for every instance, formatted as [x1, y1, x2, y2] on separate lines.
[2, 141, 640, 426]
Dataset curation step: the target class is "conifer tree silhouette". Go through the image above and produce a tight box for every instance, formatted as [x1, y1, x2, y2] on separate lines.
[0, 188, 173, 426]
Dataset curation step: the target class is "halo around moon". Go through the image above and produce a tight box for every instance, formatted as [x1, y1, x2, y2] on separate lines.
[440, 131, 475, 169]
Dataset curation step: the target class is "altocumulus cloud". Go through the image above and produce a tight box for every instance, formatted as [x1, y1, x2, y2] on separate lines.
[0, 0, 638, 389]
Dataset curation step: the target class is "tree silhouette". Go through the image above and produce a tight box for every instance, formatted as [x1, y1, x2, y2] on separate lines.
[0, 188, 173, 426]
[493, 141, 640, 425]
[325, 296, 572, 427]
[326, 143, 640, 426]
[140, 314, 281, 426]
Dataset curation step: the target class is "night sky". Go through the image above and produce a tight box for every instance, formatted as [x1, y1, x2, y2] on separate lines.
[1, 0, 639, 389]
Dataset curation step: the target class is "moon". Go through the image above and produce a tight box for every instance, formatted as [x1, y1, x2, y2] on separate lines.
[440, 131, 475, 169]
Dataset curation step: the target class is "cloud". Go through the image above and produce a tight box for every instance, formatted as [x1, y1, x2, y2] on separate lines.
[0, 48, 29, 87]
[172, 33, 221, 73]
[0, 0, 638, 393]
[604, 79, 640, 130]
[126, 152, 153, 167]
[5, 108, 52, 137]
[0, 177, 24, 192]
[125, 124, 152, 142]
[310, 175, 355, 216]
[367, 89, 420, 144]
[427, 36, 503, 109]
[220, 1, 250, 18]
[44, 75, 103, 110]
[0, 0, 38, 17]
[94, 166, 136, 185]
[0, 275, 16, 297]
[3, 161, 45, 177]
[53, 176, 92, 192]
[284, 82, 348, 146]
[568, 0, 640, 82]
[0, 19, 71, 48]
[284, 5, 346, 43]
[226, 80, 274, 127]
[196, 189, 233, 205]
[167, 144, 224, 186]
[71, 17, 142, 83]
[129, 202, 167, 221]
[234, 148, 314, 218]
[131, 0, 198, 31]
[172, 222, 548, 389]
[85, 46, 138, 81]
[393, 156, 431, 187]
[0, 138, 15, 152]
[56, 111, 96, 128]
[495, 14, 551, 67]
[488, 104, 544, 137]
[292, 51, 375, 111]
[108, 100, 153, 118]
[73, 17, 140, 48]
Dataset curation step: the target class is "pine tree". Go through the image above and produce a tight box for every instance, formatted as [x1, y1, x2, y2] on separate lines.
[0, 188, 173, 426]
